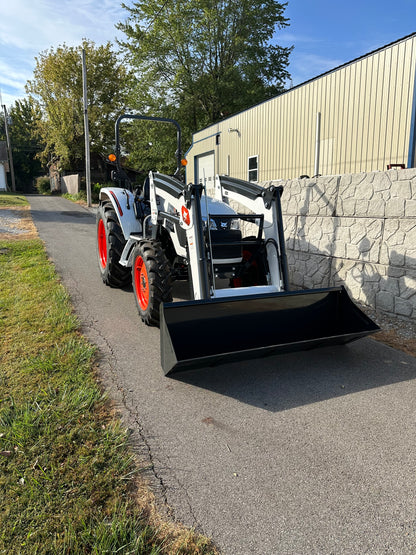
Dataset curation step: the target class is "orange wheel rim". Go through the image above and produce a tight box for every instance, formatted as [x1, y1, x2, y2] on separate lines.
[98, 219, 107, 269]
[134, 256, 149, 310]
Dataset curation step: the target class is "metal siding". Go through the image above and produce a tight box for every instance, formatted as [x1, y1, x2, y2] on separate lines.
[187, 35, 416, 181]
[398, 39, 415, 163]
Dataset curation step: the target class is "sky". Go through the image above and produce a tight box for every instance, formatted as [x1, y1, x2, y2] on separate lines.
[1, 0, 416, 108]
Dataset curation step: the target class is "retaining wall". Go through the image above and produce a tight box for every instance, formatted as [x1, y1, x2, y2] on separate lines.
[264, 169, 416, 320]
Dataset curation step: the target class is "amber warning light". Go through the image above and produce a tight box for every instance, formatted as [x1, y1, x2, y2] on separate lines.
[108, 153, 117, 162]
[181, 158, 188, 166]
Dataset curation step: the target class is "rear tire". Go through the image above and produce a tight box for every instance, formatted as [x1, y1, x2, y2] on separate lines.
[96, 201, 130, 288]
[132, 240, 172, 327]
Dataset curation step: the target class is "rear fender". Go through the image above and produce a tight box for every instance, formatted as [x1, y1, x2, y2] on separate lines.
[99, 187, 142, 240]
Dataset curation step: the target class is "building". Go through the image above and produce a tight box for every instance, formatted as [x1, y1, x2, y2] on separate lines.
[186, 33, 416, 190]
[0, 142, 8, 191]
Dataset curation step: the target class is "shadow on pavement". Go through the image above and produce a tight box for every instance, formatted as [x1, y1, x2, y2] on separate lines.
[172, 338, 416, 412]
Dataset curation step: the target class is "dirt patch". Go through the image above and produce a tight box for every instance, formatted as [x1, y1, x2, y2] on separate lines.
[372, 330, 416, 357]
[0, 206, 38, 240]
[363, 306, 416, 358]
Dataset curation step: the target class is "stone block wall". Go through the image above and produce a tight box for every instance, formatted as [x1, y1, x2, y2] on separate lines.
[264, 169, 416, 320]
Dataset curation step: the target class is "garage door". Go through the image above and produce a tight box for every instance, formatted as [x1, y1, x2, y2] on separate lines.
[196, 152, 215, 195]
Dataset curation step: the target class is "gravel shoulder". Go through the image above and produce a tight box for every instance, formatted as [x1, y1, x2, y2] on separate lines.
[364, 305, 416, 357]
[0, 205, 38, 240]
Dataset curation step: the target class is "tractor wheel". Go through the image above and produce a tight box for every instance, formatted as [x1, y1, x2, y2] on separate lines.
[132, 240, 172, 327]
[96, 201, 130, 288]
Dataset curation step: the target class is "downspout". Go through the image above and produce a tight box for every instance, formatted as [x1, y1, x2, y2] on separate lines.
[314, 112, 321, 176]
[407, 63, 416, 168]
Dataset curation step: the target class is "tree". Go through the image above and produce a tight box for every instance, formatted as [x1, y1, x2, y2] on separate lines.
[0, 99, 44, 191]
[118, 0, 292, 134]
[26, 40, 131, 171]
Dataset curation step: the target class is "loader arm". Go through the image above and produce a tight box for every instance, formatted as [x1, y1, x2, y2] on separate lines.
[150, 172, 210, 301]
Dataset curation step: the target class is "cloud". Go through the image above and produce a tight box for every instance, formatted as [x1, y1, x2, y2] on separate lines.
[278, 32, 324, 45]
[288, 52, 344, 86]
[0, 0, 129, 106]
[0, 0, 122, 52]
[0, 58, 32, 91]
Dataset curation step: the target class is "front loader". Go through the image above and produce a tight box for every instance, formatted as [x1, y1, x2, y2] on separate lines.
[97, 114, 379, 375]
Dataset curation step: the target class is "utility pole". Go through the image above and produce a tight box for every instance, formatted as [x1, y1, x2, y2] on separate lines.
[2, 105, 16, 192]
[82, 49, 92, 207]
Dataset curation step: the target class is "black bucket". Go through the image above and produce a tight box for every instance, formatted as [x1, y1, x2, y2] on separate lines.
[160, 286, 380, 376]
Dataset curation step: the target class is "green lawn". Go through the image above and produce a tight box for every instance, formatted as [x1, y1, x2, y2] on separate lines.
[0, 195, 217, 554]
[0, 193, 29, 207]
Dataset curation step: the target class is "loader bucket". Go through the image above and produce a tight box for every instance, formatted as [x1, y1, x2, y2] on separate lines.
[160, 286, 379, 376]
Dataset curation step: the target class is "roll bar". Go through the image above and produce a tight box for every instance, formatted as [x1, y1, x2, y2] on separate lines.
[114, 114, 183, 181]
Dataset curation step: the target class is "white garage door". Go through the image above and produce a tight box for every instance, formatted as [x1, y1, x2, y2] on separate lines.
[196, 152, 215, 195]
[0, 165, 7, 191]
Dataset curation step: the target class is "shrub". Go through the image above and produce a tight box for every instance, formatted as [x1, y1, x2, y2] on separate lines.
[36, 176, 50, 194]
[92, 182, 112, 203]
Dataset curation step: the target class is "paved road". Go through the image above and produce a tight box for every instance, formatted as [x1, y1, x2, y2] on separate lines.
[30, 194, 416, 554]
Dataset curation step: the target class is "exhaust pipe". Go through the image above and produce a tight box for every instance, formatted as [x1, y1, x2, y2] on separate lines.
[160, 286, 380, 376]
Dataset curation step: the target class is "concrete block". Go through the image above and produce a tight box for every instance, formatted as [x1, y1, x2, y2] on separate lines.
[367, 198, 385, 217]
[279, 169, 416, 320]
[390, 180, 412, 199]
[405, 199, 416, 217]
[395, 298, 413, 317]
[372, 172, 391, 192]
[385, 198, 405, 218]
[399, 275, 416, 300]
[380, 276, 400, 295]
[376, 291, 394, 312]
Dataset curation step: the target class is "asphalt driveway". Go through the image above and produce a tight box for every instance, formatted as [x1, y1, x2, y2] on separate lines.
[30, 194, 416, 554]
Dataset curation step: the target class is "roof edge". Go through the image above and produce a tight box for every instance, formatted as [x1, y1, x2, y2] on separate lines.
[192, 31, 416, 138]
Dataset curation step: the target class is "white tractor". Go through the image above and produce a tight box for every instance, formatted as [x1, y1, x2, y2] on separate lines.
[97, 114, 379, 375]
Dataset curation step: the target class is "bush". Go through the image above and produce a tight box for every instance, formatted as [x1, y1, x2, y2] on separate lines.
[36, 176, 50, 194]
[92, 182, 112, 203]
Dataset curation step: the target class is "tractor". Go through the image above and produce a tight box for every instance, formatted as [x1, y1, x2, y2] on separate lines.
[96, 114, 379, 375]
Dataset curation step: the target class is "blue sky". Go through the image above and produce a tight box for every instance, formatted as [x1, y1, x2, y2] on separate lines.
[279, 0, 416, 86]
[1, 0, 416, 108]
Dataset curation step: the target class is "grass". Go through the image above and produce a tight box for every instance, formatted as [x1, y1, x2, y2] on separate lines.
[0, 194, 218, 555]
[0, 193, 29, 207]
[62, 191, 88, 203]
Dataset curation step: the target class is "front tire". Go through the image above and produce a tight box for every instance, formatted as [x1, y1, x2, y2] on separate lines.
[132, 240, 172, 326]
[96, 201, 130, 288]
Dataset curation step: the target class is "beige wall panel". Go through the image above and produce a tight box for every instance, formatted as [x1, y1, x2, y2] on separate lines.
[187, 35, 416, 184]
